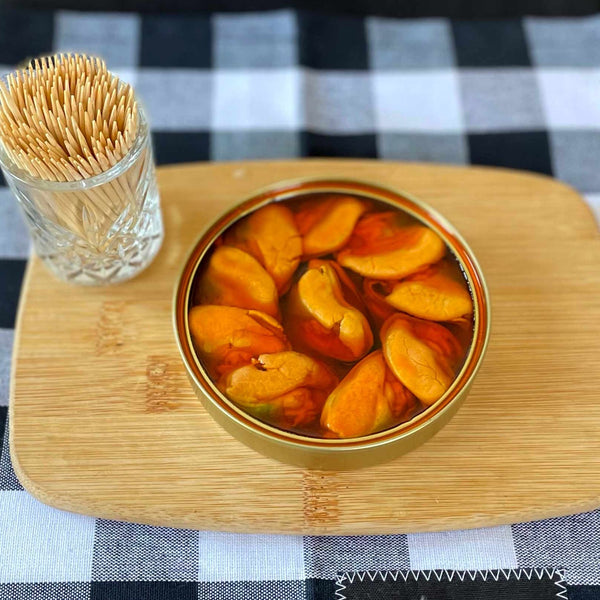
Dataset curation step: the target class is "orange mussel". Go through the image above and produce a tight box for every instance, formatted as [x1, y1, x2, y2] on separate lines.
[220, 351, 338, 427]
[337, 211, 446, 279]
[195, 245, 279, 318]
[189, 305, 290, 377]
[321, 350, 418, 438]
[381, 313, 463, 405]
[285, 259, 373, 361]
[367, 259, 474, 322]
[295, 195, 366, 257]
[224, 204, 302, 293]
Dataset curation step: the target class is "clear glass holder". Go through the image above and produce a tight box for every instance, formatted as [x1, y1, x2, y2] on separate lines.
[0, 110, 163, 285]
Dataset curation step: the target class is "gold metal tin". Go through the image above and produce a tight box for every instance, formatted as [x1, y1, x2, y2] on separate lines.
[173, 178, 491, 470]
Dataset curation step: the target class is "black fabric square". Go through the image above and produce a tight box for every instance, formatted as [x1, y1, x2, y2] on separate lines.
[305, 578, 335, 600]
[569, 585, 600, 599]
[0, 259, 26, 330]
[152, 132, 209, 165]
[339, 570, 566, 600]
[468, 131, 553, 176]
[452, 20, 531, 66]
[140, 14, 211, 67]
[301, 133, 376, 159]
[0, 8, 53, 65]
[91, 581, 197, 600]
[298, 12, 368, 70]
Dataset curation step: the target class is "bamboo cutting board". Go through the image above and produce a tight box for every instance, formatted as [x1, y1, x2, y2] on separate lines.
[10, 160, 600, 534]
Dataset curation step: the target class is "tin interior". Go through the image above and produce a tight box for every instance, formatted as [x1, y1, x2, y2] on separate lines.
[174, 178, 490, 451]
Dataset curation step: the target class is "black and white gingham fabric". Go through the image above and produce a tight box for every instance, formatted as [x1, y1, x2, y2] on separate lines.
[1, 7, 600, 600]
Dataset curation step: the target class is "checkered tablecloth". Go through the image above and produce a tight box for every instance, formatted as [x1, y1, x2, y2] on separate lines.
[1, 7, 600, 600]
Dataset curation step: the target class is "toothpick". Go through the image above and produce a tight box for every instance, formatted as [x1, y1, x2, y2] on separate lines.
[0, 53, 141, 243]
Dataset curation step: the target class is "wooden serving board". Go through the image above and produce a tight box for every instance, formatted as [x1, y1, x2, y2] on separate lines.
[10, 160, 600, 534]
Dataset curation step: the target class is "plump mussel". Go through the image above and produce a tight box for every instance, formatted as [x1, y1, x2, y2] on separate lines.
[381, 313, 463, 405]
[321, 350, 417, 438]
[220, 351, 338, 427]
[294, 195, 367, 258]
[365, 260, 474, 322]
[285, 259, 373, 362]
[337, 211, 445, 279]
[189, 305, 290, 377]
[224, 204, 302, 293]
[195, 245, 279, 318]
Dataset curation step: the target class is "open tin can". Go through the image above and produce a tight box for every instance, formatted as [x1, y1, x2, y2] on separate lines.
[174, 178, 490, 470]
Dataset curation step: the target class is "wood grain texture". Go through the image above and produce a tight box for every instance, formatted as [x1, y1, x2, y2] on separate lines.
[10, 159, 600, 534]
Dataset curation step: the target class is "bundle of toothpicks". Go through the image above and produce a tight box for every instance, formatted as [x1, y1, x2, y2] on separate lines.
[0, 53, 142, 245]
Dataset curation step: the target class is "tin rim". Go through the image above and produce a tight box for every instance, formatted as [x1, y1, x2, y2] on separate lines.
[173, 177, 491, 453]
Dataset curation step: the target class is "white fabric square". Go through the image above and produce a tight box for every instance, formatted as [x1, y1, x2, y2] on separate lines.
[212, 69, 300, 130]
[54, 11, 140, 68]
[537, 69, 600, 128]
[525, 16, 600, 67]
[550, 130, 600, 192]
[136, 69, 211, 130]
[0, 329, 13, 407]
[0, 491, 95, 582]
[214, 10, 297, 68]
[0, 189, 30, 259]
[111, 68, 137, 88]
[584, 194, 600, 229]
[408, 526, 518, 570]
[367, 17, 455, 69]
[373, 71, 463, 132]
[198, 532, 304, 582]
[459, 68, 545, 131]
[303, 71, 374, 133]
